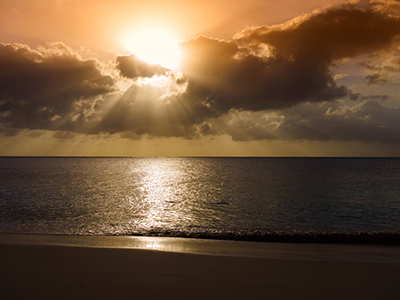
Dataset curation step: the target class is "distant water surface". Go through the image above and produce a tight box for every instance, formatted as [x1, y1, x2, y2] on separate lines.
[1, 157, 399, 242]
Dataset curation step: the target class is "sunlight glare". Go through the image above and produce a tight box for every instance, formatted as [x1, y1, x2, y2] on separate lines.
[124, 27, 180, 70]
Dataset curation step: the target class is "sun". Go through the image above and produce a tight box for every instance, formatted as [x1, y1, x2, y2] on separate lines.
[123, 27, 180, 70]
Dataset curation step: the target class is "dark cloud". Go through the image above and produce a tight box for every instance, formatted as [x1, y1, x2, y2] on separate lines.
[366, 73, 388, 85]
[178, 35, 349, 113]
[176, 4, 400, 115]
[0, 43, 114, 132]
[238, 5, 400, 62]
[279, 101, 400, 143]
[207, 100, 400, 143]
[116, 54, 169, 79]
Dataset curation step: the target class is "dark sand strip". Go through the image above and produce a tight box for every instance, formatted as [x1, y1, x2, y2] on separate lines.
[1, 237, 400, 300]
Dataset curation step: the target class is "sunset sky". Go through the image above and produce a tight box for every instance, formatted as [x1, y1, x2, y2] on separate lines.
[1, 0, 400, 156]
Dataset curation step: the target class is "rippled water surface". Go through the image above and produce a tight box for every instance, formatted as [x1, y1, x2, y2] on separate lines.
[1, 157, 400, 238]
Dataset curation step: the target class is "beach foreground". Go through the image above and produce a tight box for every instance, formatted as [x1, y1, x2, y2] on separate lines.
[1, 235, 400, 300]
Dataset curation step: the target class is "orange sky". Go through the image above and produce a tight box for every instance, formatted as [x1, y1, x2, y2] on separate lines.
[0, 0, 349, 54]
[1, 0, 400, 156]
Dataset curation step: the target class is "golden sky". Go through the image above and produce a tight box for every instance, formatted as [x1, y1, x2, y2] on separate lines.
[1, 0, 400, 156]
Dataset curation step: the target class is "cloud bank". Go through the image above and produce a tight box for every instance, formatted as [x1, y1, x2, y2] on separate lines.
[1, 1, 400, 144]
[205, 100, 400, 143]
[0, 42, 114, 132]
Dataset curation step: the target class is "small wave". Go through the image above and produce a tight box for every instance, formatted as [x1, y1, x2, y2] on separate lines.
[2, 227, 400, 245]
[63, 228, 400, 246]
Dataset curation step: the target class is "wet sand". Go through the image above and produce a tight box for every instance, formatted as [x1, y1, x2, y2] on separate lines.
[1, 235, 400, 300]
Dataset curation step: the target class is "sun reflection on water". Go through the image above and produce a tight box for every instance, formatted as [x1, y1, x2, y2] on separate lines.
[134, 158, 186, 230]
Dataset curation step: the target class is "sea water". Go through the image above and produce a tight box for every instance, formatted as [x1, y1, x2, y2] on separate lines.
[1, 157, 399, 242]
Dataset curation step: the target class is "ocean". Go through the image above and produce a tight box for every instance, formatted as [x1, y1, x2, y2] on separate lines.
[1, 157, 399, 244]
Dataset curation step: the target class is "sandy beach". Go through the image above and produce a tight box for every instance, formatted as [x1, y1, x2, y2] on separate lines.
[1, 235, 400, 300]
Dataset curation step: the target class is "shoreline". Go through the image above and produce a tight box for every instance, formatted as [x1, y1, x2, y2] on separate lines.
[1, 234, 400, 299]
[1, 233, 400, 262]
